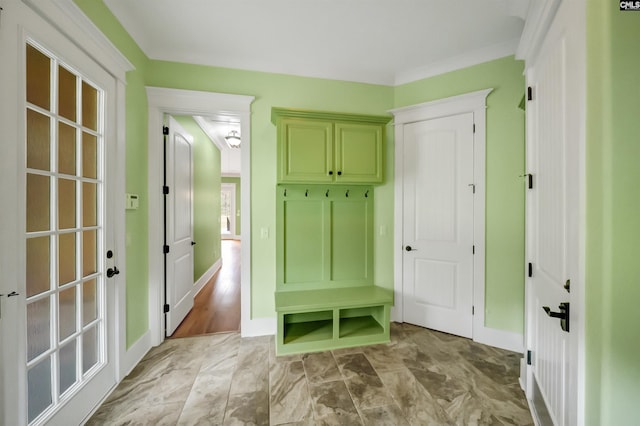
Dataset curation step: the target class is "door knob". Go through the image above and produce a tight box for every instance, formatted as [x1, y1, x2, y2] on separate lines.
[542, 302, 569, 333]
[405, 245, 417, 252]
[191, 241, 196, 246]
[107, 266, 120, 278]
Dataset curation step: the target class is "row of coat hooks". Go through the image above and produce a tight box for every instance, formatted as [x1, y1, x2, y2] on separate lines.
[283, 188, 370, 198]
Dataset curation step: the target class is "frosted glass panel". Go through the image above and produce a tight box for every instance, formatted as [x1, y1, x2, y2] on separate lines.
[58, 178, 76, 230]
[59, 340, 77, 395]
[27, 236, 50, 297]
[27, 297, 51, 361]
[82, 326, 98, 374]
[83, 182, 97, 227]
[27, 174, 50, 232]
[58, 286, 76, 340]
[58, 122, 76, 176]
[28, 356, 52, 423]
[26, 44, 50, 111]
[58, 66, 77, 121]
[82, 132, 97, 179]
[27, 109, 51, 171]
[58, 232, 76, 286]
[82, 230, 97, 277]
[83, 279, 97, 326]
[82, 82, 98, 131]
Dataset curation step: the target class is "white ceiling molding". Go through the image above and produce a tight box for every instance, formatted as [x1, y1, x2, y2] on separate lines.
[515, 0, 562, 63]
[193, 116, 226, 151]
[394, 38, 521, 86]
[26, 0, 134, 81]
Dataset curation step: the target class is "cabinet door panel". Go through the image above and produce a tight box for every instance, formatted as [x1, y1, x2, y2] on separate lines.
[331, 199, 372, 282]
[280, 119, 333, 182]
[335, 123, 383, 183]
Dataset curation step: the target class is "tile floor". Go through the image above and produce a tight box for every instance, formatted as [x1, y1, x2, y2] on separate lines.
[87, 323, 533, 425]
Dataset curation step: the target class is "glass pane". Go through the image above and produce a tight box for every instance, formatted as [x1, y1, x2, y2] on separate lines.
[26, 109, 51, 171]
[58, 66, 77, 121]
[58, 122, 76, 175]
[82, 279, 97, 326]
[83, 182, 97, 227]
[82, 81, 98, 131]
[58, 178, 76, 230]
[26, 236, 50, 297]
[82, 230, 97, 277]
[59, 286, 77, 340]
[27, 174, 50, 232]
[28, 356, 52, 423]
[82, 132, 97, 179]
[27, 297, 51, 361]
[59, 340, 77, 395]
[58, 232, 76, 286]
[82, 326, 98, 374]
[26, 44, 51, 111]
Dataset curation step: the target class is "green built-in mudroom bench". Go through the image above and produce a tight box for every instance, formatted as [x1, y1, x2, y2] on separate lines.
[272, 107, 393, 356]
[275, 286, 393, 355]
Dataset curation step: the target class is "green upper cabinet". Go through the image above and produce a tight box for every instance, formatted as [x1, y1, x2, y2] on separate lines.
[273, 108, 390, 184]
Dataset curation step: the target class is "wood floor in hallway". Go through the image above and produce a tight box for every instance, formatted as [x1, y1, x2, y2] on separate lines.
[171, 239, 241, 338]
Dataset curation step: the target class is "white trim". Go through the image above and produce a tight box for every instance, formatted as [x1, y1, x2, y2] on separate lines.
[25, 0, 134, 82]
[146, 87, 254, 347]
[120, 330, 152, 378]
[193, 258, 222, 297]
[474, 326, 524, 353]
[241, 317, 276, 337]
[395, 39, 520, 86]
[390, 89, 494, 347]
[515, 0, 561, 64]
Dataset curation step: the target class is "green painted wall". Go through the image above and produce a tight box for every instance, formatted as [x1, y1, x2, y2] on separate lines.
[221, 177, 241, 235]
[173, 116, 222, 280]
[395, 56, 526, 334]
[73, 0, 151, 347]
[145, 62, 395, 318]
[585, 2, 640, 424]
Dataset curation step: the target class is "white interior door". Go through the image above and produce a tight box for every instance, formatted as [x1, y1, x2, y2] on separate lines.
[221, 183, 236, 239]
[0, 2, 120, 425]
[165, 116, 195, 335]
[525, 1, 582, 424]
[402, 113, 475, 338]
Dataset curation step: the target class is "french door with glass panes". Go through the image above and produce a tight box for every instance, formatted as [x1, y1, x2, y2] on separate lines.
[0, 2, 120, 425]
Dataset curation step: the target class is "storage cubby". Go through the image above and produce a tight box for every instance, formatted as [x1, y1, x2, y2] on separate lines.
[283, 311, 333, 344]
[339, 306, 385, 339]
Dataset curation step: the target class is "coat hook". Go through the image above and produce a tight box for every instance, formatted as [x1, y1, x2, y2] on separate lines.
[325, 190, 329, 197]
[284, 189, 287, 197]
[345, 190, 349, 198]
[365, 190, 369, 198]
[305, 189, 308, 197]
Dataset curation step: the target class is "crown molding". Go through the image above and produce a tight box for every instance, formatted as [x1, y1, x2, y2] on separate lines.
[23, 0, 134, 81]
[515, 0, 561, 63]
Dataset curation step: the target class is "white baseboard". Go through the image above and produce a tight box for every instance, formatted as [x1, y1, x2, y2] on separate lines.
[120, 330, 152, 379]
[221, 235, 241, 240]
[474, 325, 524, 353]
[193, 258, 221, 297]
[241, 317, 276, 337]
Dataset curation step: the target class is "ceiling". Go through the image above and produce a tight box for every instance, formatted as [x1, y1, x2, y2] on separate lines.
[104, 0, 529, 86]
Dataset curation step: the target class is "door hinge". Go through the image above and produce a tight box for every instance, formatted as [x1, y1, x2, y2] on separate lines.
[472, 245, 475, 254]
[472, 306, 475, 315]
[163, 126, 169, 135]
[527, 350, 533, 365]
[163, 304, 170, 313]
[163, 185, 170, 195]
[528, 262, 533, 278]
[527, 86, 533, 101]
[473, 123, 476, 133]
[163, 245, 170, 254]
[528, 174, 533, 189]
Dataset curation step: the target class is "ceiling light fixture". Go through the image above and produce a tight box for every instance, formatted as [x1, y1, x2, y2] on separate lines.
[225, 130, 241, 148]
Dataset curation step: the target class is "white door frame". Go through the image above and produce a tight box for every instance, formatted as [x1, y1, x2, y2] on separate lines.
[390, 89, 521, 352]
[221, 182, 237, 239]
[146, 87, 254, 346]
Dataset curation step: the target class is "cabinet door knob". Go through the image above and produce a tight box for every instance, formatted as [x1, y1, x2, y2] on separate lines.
[337, 171, 342, 176]
[328, 171, 333, 175]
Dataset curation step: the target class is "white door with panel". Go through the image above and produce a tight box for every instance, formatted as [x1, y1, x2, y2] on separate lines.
[525, 0, 583, 424]
[403, 113, 475, 338]
[0, 2, 120, 425]
[165, 116, 195, 335]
